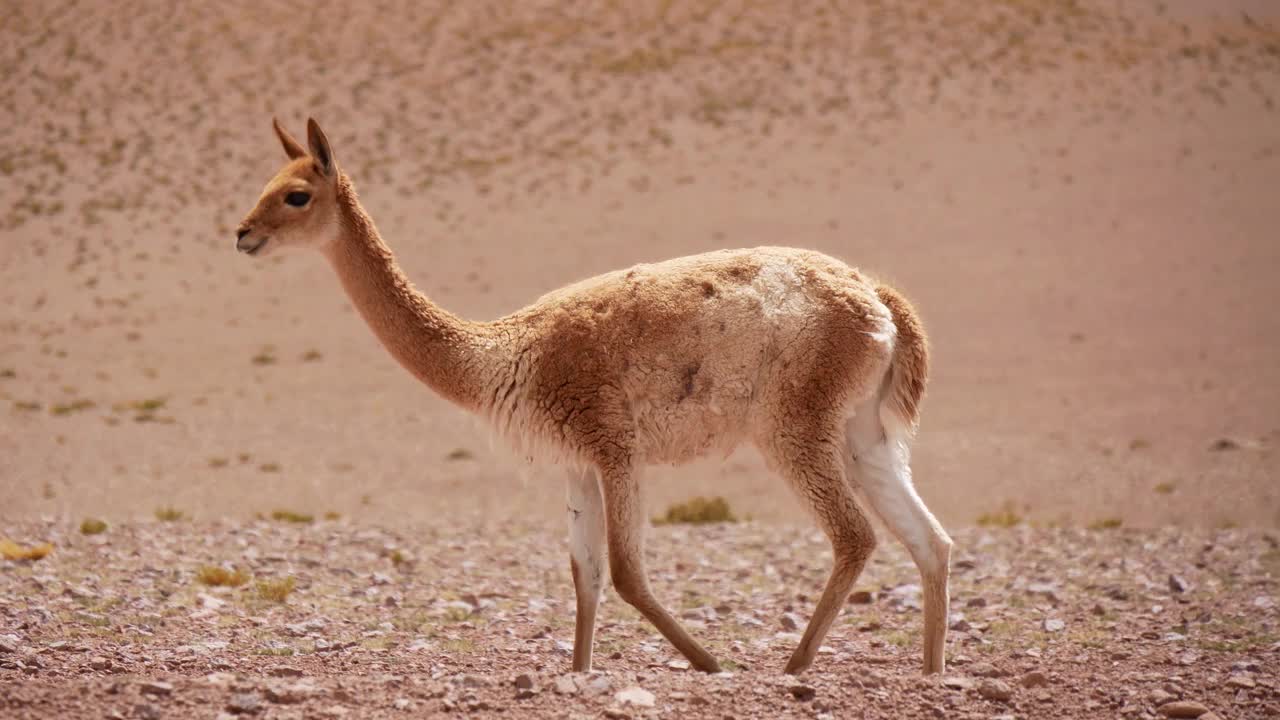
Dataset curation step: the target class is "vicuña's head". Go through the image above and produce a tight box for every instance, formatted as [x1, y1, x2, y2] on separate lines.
[235, 117, 343, 258]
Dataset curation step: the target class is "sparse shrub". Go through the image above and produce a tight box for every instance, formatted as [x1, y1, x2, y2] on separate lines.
[1154, 482, 1176, 494]
[154, 506, 186, 522]
[79, 518, 108, 535]
[270, 509, 313, 524]
[50, 399, 95, 416]
[653, 496, 737, 525]
[1088, 517, 1123, 530]
[259, 463, 282, 473]
[0, 539, 53, 561]
[444, 447, 474, 461]
[976, 503, 1022, 528]
[196, 565, 250, 587]
[323, 511, 341, 521]
[255, 576, 297, 603]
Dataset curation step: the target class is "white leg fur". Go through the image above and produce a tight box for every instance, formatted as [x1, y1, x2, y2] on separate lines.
[846, 402, 953, 674]
[567, 466, 607, 671]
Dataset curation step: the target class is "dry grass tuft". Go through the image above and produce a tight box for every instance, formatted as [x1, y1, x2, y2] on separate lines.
[654, 496, 737, 525]
[977, 502, 1023, 528]
[270, 509, 314, 524]
[79, 518, 108, 535]
[196, 565, 250, 587]
[255, 576, 297, 603]
[154, 506, 187, 522]
[1088, 517, 1124, 530]
[0, 538, 54, 561]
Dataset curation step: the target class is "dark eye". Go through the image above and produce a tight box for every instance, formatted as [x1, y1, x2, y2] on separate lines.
[284, 191, 310, 207]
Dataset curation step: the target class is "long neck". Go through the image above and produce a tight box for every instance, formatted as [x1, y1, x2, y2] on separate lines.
[323, 175, 491, 411]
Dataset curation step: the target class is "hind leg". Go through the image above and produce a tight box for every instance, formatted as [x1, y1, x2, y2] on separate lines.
[567, 466, 607, 671]
[846, 405, 952, 674]
[757, 416, 878, 675]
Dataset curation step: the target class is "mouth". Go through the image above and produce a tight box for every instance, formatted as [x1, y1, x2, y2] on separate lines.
[239, 237, 269, 256]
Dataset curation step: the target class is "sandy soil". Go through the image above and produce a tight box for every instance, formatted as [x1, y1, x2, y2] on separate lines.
[1, 0, 1279, 717]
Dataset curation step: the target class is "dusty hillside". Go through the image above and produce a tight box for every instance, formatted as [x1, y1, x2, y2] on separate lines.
[1, 1, 1278, 527]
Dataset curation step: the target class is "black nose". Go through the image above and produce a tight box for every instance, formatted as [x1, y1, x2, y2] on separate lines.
[236, 227, 250, 240]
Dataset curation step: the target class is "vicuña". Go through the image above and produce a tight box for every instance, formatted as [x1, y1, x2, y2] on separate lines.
[235, 118, 953, 675]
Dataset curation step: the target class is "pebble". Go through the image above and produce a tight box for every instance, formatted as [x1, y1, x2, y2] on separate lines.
[780, 612, 803, 631]
[788, 684, 816, 701]
[1225, 674, 1255, 689]
[89, 656, 113, 671]
[1042, 618, 1066, 632]
[133, 704, 161, 720]
[1168, 575, 1189, 594]
[847, 590, 875, 604]
[977, 678, 1014, 702]
[265, 681, 319, 704]
[1157, 700, 1210, 718]
[942, 676, 974, 690]
[968, 662, 1001, 678]
[392, 698, 412, 710]
[267, 665, 304, 678]
[615, 686, 656, 707]
[226, 693, 262, 715]
[0, 634, 19, 653]
[1020, 670, 1049, 688]
[553, 676, 578, 695]
[514, 673, 536, 690]
[138, 681, 174, 697]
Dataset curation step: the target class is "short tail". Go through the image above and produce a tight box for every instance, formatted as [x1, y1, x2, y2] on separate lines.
[875, 284, 929, 432]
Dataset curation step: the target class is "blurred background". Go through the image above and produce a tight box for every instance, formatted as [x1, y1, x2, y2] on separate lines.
[1, 0, 1277, 529]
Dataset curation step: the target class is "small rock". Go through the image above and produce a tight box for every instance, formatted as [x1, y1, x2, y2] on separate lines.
[848, 590, 875, 604]
[780, 612, 803, 631]
[1091, 603, 1107, 616]
[0, 635, 21, 653]
[514, 673, 536, 690]
[460, 674, 490, 688]
[267, 665, 304, 678]
[603, 710, 630, 720]
[1168, 575, 1189, 594]
[1042, 618, 1065, 633]
[1225, 674, 1255, 689]
[138, 681, 173, 697]
[968, 662, 1001, 677]
[1208, 438, 1238, 451]
[942, 676, 974, 691]
[264, 681, 319, 704]
[584, 675, 613, 697]
[553, 676, 578, 695]
[1150, 689, 1176, 705]
[965, 597, 988, 608]
[666, 659, 690, 671]
[133, 704, 161, 720]
[977, 678, 1014, 702]
[1157, 700, 1210, 718]
[226, 693, 262, 715]
[89, 656, 113, 671]
[788, 684, 816, 701]
[392, 698, 412, 710]
[1020, 670, 1049, 688]
[615, 686, 655, 707]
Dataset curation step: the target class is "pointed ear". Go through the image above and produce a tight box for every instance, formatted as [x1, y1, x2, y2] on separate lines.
[306, 117, 335, 176]
[273, 117, 307, 160]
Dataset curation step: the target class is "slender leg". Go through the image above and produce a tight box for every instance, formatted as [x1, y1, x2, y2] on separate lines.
[758, 421, 878, 675]
[597, 464, 721, 672]
[567, 466, 607, 672]
[846, 405, 953, 674]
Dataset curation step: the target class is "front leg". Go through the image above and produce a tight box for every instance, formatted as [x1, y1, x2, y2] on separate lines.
[567, 466, 607, 671]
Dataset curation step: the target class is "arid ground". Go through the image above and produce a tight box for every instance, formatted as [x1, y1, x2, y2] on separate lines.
[1, 1, 1278, 718]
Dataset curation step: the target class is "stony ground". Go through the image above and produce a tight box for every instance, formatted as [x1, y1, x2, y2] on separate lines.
[1, 518, 1277, 719]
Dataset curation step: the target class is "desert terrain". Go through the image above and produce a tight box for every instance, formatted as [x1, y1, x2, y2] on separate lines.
[1, 0, 1278, 717]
